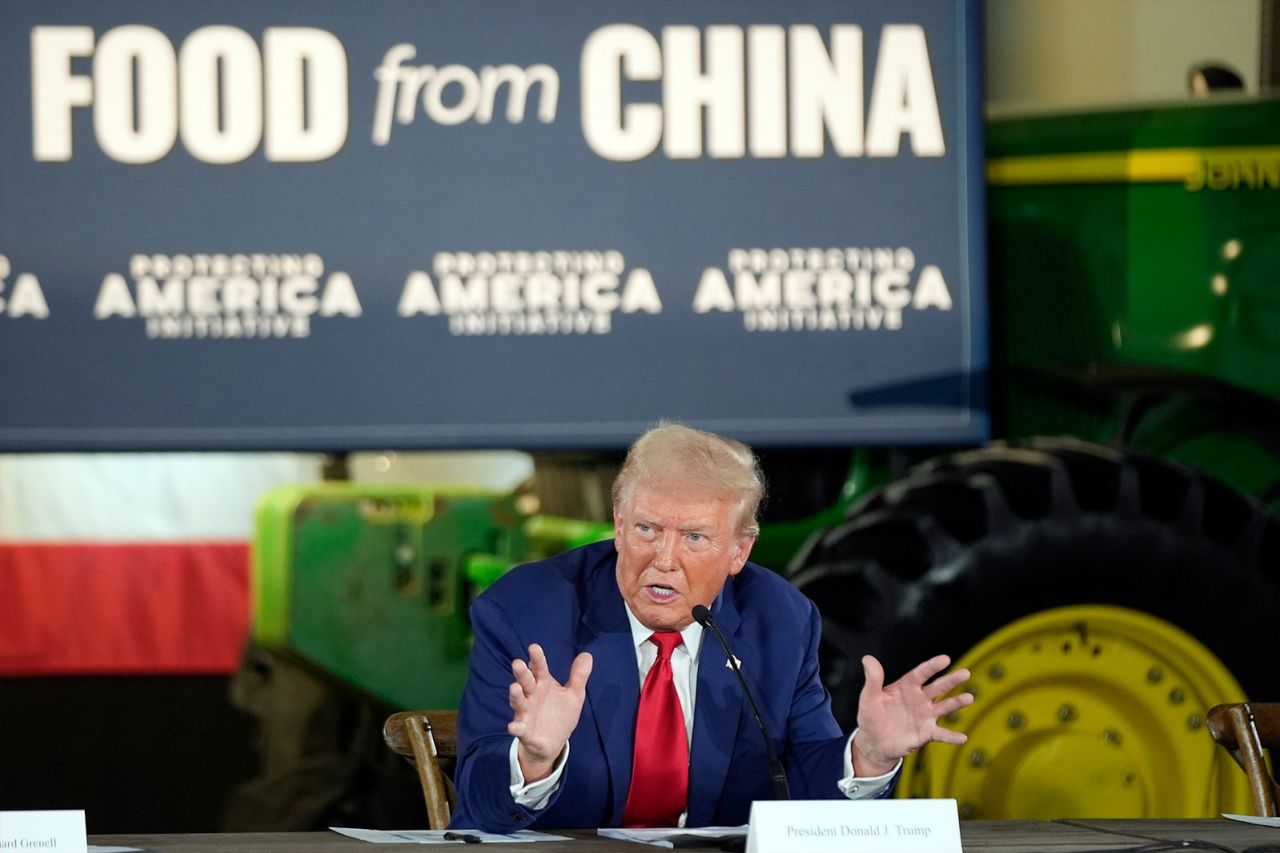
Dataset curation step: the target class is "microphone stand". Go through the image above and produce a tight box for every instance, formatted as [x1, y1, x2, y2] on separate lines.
[692, 604, 790, 800]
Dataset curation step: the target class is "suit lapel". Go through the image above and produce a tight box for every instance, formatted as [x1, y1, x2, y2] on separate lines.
[687, 584, 747, 826]
[579, 561, 641, 826]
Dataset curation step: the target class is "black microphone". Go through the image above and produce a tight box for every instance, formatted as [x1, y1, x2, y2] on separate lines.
[691, 604, 790, 800]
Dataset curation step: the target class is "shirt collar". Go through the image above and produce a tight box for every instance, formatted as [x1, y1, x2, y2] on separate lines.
[623, 602, 705, 660]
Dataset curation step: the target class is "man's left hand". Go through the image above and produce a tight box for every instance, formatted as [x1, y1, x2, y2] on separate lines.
[851, 654, 973, 777]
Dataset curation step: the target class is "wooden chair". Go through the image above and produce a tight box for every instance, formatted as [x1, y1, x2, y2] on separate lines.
[383, 710, 459, 828]
[1207, 702, 1280, 817]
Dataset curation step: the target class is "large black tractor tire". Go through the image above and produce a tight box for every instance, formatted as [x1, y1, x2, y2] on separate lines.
[790, 437, 1280, 729]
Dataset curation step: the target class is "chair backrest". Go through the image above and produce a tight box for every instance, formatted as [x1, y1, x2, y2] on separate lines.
[1207, 702, 1280, 817]
[383, 710, 459, 829]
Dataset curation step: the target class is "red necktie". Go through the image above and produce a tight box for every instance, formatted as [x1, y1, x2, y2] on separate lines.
[621, 631, 688, 827]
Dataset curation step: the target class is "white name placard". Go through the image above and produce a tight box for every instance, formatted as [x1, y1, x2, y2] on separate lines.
[747, 799, 961, 853]
[0, 811, 87, 853]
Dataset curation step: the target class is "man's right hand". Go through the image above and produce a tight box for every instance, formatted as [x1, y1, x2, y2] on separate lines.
[507, 643, 593, 783]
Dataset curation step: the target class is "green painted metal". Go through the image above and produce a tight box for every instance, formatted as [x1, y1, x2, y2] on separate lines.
[987, 97, 1280, 500]
[756, 449, 887, 573]
[522, 514, 613, 558]
[991, 102, 1280, 398]
[254, 484, 528, 709]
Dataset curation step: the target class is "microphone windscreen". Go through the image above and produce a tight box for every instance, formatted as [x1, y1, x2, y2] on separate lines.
[691, 604, 713, 626]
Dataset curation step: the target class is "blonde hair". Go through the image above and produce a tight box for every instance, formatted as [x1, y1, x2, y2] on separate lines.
[612, 422, 765, 537]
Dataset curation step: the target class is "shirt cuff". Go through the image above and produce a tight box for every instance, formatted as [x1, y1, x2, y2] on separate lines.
[837, 729, 901, 798]
[508, 738, 570, 809]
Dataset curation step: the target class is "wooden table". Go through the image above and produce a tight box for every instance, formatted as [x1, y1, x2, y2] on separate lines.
[93, 819, 1280, 853]
[1062, 819, 1280, 851]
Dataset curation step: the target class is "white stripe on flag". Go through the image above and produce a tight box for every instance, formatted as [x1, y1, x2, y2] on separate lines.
[0, 453, 319, 541]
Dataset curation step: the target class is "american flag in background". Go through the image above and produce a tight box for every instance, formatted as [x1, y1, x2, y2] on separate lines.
[0, 453, 317, 675]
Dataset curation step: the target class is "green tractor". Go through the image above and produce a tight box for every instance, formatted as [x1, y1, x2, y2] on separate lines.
[238, 95, 1280, 827]
[791, 96, 1280, 819]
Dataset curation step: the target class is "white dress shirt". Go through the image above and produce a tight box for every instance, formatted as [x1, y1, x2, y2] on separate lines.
[508, 604, 900, 815]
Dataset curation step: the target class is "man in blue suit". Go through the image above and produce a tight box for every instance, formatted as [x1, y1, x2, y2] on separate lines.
[451, 423, 972, 832]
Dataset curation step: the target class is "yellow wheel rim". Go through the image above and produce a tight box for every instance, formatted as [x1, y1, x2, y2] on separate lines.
[900, 605, 1252, 818]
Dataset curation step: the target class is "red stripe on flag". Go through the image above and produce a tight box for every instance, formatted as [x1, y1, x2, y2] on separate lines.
[0, 542, 250, 675]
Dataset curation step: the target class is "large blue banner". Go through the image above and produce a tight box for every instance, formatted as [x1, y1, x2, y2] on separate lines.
[0, 1, 986, 450]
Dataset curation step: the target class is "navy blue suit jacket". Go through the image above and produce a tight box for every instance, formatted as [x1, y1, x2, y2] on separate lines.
[450, 540, 869, 832]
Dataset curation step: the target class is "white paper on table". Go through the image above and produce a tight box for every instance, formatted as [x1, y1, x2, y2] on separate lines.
[330, 827, 573, 844]
[597, 826, 748, 848]
[1223, 813, 1280, 828]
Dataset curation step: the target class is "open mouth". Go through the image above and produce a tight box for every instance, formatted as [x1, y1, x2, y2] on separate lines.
[645, 584, 679, 601]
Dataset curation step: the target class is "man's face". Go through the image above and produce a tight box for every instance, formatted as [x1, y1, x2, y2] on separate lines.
[614, 482, 756, 632]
